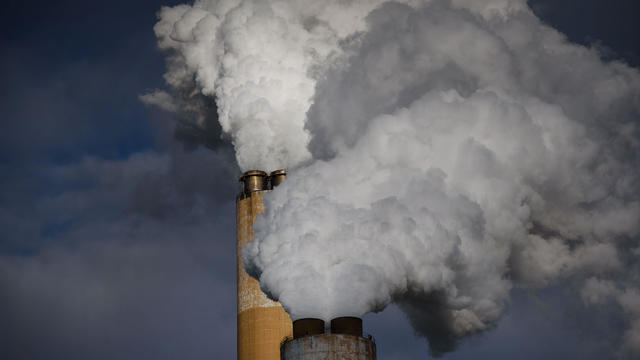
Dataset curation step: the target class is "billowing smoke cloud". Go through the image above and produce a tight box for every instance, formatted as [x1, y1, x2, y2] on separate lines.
[151, 0, 640, 357]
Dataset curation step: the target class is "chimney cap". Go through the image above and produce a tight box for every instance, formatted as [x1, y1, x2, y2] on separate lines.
[330, 316, 362, 337]
[239, 170, 268, 181]
[270, 169, 286, 176]
[239, 170, 268, 196]
[269, 169, 287, 188]
[292, 318, 325, 339]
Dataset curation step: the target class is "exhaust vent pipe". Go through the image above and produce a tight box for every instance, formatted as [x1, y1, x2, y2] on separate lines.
[292, 318, 325, 339]
[330, 317, 362, 337]
[269, 169, 286, 188]
[239, 170, 268, 196]
[239, 169, 287, 197]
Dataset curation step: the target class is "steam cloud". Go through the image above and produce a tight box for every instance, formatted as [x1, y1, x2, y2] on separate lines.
[150, 0, 640, 356]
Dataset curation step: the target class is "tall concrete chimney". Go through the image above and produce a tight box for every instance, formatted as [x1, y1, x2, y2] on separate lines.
[237, 170, 292, 360]
[281, 317, 377, 360]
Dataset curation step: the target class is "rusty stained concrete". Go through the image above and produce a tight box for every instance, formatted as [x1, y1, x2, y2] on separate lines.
[281, 334, 376, 360]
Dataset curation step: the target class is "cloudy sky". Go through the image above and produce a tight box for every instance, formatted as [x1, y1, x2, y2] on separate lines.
[1, 0, 639, 359]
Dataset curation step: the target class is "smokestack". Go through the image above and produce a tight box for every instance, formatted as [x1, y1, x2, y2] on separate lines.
[281, 317, 376, 360]
[237, 170, 292, 360]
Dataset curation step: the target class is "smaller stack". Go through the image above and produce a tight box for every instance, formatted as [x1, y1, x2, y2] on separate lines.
[280, 317, 377, 360]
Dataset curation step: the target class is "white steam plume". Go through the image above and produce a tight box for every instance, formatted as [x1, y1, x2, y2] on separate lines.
[152, 0, 400, 170]
[152, 0, 640, 356]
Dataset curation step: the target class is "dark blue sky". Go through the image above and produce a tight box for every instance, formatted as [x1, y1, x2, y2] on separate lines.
[0, 1, 638, 359]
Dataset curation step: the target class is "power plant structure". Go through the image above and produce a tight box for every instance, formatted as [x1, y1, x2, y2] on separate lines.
[281, 317, 377, 360]
[237, 170, 377, 360]
[237, 170, 292, 360]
